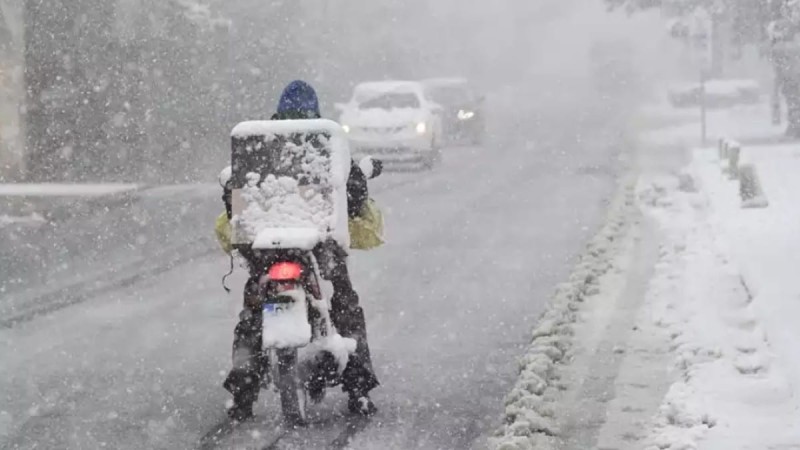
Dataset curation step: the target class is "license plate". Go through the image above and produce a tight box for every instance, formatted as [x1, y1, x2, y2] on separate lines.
[262, 298, 312, 348]
[263, 303, 288, 315]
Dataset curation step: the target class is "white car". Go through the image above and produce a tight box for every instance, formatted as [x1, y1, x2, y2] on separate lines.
[337, 81, 443, 169]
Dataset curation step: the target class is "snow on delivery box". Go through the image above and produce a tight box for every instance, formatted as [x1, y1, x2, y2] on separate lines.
[229, 119, 352, 251]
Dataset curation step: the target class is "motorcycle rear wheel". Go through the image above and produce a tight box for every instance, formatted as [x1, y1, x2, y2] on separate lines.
[275, 348, 307, 426]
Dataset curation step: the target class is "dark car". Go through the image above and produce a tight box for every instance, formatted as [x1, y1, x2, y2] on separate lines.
[422, 78, 486, 146]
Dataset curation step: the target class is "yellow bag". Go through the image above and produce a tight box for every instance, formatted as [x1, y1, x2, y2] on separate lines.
[215, 212, 233, 255]
[349, 198, 384, 250]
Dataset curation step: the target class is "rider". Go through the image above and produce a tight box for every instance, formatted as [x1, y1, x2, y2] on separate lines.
[218, 80, 380, 421]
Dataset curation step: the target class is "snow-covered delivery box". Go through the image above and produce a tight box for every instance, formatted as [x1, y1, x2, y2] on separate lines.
[229, 119, 352, 250]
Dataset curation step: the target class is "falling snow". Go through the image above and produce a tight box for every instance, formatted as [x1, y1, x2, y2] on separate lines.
[2, 0, 799, 449]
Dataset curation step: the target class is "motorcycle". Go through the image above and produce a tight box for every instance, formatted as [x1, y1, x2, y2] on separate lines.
[225, 118, 379, 425]
[252, 244, 354, 425]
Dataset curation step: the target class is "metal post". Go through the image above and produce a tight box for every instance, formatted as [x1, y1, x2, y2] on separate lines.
[728, 142, 741, 180]
[700, 69, 707, 146]
[772, 71, 782, 125]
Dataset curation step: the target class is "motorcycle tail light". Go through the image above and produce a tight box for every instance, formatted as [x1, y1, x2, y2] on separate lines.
[268, 261, 303, 281]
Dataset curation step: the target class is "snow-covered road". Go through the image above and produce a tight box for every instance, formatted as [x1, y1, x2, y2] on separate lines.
[1, 97, 627, 449]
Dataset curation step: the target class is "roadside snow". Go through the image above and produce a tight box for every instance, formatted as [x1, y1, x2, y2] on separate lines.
[487, 177, 637, 450]
[583, 99, 800, 449]
[0, 213, 45, 229]
[493, 99, 800, 450]
[631, 167, 800, 450]
[0, 183, 140, 197]
[558, 188, 659, 450]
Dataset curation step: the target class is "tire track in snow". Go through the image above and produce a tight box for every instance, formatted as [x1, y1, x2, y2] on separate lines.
[1, 243, 218, 328]
[558, 215, 660, 449]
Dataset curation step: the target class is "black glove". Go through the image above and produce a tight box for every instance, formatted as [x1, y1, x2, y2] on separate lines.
[371, 159, 383, 179]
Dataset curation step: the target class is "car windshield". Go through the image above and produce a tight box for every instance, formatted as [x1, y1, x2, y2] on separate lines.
[428, 86, 470, 106]
[357, 92, 420, 110]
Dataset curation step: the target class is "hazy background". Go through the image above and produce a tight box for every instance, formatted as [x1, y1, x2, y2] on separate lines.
[1, 3, 774, 449]
[0, 0, 683, 184]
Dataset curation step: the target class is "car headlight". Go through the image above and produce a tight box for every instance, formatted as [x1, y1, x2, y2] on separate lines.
[342, 124, 351, 133]
[457, 110, 475, 120]
[415, 122, 427, 134]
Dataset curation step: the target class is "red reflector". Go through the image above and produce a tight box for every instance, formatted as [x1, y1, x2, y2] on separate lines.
[268, 262, 302, 281]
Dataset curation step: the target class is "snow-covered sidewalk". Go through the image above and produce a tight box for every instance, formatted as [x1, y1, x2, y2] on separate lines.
[488, 102, 800, 450]
[601, 108, 800, 449]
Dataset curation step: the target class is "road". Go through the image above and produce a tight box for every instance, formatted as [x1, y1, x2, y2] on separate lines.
[0, 90, 627, 449]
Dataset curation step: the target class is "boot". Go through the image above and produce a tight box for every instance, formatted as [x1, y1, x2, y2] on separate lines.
[223, 369, 259, 422]
[226, 398, 254, 422]
[348, 394, 377, 416]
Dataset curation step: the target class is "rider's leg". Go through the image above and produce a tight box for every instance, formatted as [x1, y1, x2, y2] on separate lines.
[327, 257, 380, 404]
[223, 277, 264, 420]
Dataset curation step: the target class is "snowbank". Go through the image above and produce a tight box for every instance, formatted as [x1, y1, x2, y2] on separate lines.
[488, 177, 637, 450]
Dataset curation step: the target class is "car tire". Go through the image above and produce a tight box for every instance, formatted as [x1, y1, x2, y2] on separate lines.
[471, 132, 482, 146]
[422, 139, 441, 170]
[425, 153, 440, 170]
[472, 121, 486, 146]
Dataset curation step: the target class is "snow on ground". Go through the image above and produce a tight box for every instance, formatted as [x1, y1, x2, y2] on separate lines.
[0, 183, 140, 197]
[618, 156, 800, 449]
[486, 175, 639, 450]
[0, 212, 45, 229]
[587, 104, 800, 449]
[487, 98, 800, 450]
[0, 99, 625, 449]
[677, 144, 800, 448]
[701, 145, 800, 395]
